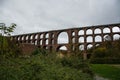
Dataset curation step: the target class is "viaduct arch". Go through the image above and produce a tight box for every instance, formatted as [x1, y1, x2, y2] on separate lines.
[12, 23, 120, 59]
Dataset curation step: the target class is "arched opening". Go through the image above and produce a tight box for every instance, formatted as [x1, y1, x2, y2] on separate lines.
[86, 29, 92, 34]
[40, 40, 42, 45]
[87, 36, 93, 42]
[45, 39, 49, 45]
[94, 28, 101, 34]
[19, 36, 22, 43]
[57, 45, 68, 57]
[95, 44, 100, 47]
[59, 46, 67, 51]
[112, 26, 120, 32]
[113, 34, 120, 40]
[57, 46, 67, 52]
[19, 36, 22, 41]
[18, 36, 20, 41]
[52, 33, 54, 38]
[43, 46, 48, 50]
[45, 33, 49, 38]
[79, 45, 84, 50]
[22, 36, 24, 40]
[95, 35, 102, 42]
[35, 34, 38, 39]
[36, 40, 39, 45]
[26, 36, 28, 40]
[103, 28, 110, 33]
[78, 30, 84, 35]
[72, 32, 75, 36]
[79, 37, 84, 43]
[58, 32, 69, 44]
[40, 34, 43, 38]
[30, 35, 34, 44]
[87, 44, 93, 49]
[35, 40, 37, 45]
[52, 39, 54, 44]
[72, 37, 75, 43]
[104, 35, 111, 41]
[30, 35, 33, 40]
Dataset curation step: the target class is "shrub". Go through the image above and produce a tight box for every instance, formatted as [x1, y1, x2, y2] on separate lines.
[91, 47, 107, 58]
[0, 52, 93, 80]
[32, 48, 48, 56]
[90, 58, 120, 64]
[89, 40, 120, 64]
[0, 36, 21, 58]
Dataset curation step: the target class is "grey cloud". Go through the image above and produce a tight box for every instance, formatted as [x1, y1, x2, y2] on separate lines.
[0, 0, 120, 35]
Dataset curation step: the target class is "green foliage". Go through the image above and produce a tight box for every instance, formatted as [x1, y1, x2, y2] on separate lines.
[0, 36, 9, 51]
[32, 48, 48, 56]
[89, 40, 120, 64]
[92, 47, 107, 58]
[0, 23, 20, 57]
[0, 36, 21, 58]
[90, 58, 120, 64]
[0, 23, 16, 36]
[32, 48, 41, 55]
[0, 51, 93, 80]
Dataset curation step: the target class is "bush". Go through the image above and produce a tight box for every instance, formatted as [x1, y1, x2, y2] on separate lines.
[32, 48, 48, 56]
[0, 36, 21, 58]
[0, 50, 93, 80]
[90, 58, 120, 64]
[89, 40, 120, 64]
[0, 51, 93, 80]
[90, 49, 120, 63]
[91, 47, 107, 58]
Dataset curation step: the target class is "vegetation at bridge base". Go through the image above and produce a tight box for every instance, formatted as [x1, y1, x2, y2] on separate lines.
[0, 23, 20, 58]
[0, 36, 21, 58]
[88, 39, 120, 64]
[0, 48, 94, 80]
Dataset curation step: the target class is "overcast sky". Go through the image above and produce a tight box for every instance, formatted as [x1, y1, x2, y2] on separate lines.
[0, 0, 120, 35]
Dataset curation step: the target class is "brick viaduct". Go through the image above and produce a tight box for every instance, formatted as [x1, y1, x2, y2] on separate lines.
[12, 23, 120, 59]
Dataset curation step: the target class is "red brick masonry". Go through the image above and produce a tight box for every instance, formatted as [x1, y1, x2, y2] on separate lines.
[19, 43, 37, 55]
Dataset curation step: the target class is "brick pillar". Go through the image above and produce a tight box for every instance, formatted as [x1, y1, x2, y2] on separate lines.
[20, 36, 22, 43]
[83, 28, 87, 60]
[42, 33, 46, 48]
[53, 32, 58, 51]
[75, 30, 79, 52]
[101, 28, 104, 42]
[67, 30, 73, 53]
[110, 27, 113, 41]
[37, 33, 40, 46]
[23, 35, 26, 43]
[28, 35, 31, 43]
[92, 28, 95, 48]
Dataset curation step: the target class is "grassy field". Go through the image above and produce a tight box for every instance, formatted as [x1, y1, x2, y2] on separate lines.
[90, 64, 120, 80]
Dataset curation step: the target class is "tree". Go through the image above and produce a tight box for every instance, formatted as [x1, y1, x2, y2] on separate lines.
[0, 23, 16, 36]
[0, 23, 16, 54]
